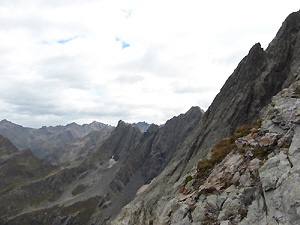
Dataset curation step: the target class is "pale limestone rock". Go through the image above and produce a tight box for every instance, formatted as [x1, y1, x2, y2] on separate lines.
[259, 151, 291, 191]
[239, 169, 252, 187]
[288, 126, 300, 169]
[191, 200, 206, 222]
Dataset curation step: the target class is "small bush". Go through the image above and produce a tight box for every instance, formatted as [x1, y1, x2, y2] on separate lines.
[294, 86, 300, 94]
[185, 175, 193, 184]
[199, 186, 217, 195]
[179, 185, 186, 194]
[235, 120, 261, 137]
[251, 146, 273, 160]
[188, 205, 197, 213]
[238, 147, 246, 154]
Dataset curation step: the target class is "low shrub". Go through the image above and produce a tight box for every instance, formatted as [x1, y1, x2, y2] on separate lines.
[251, 146, 273, 160]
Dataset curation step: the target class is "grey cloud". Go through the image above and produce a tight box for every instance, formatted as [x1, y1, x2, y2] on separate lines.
[114, 74, 144, 84]
[115, 46, 185, 78]
[171, 83, 216, 94]
[36, 55, 92, 89]
[212, 51, 246, 66]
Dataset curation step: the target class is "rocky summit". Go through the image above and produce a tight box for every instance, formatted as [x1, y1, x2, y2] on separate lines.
[1, 10, 300, 225]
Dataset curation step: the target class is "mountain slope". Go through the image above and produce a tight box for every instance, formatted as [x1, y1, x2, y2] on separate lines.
[111, 10, 300, 224]
[90, 106, 203, 224]
[0, 120, 114, 158]
[44, 127, 113, 166]
[0, 135, 57, 223]
[1, 107, 203, 224]
[113, 73, 300, 224]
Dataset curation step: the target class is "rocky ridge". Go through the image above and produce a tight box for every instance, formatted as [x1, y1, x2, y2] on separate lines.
[0, 107, 203, 225]
[44, 127, 113, 166]
[0, 120, 114, 158]
[112, 74, 300, 225]
[111, 10, 300, 225]
[132, 122, 152, 133]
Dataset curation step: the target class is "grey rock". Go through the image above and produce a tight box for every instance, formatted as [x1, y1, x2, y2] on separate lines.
[259, 151, 291, 191]
[288, 126, 300, 168]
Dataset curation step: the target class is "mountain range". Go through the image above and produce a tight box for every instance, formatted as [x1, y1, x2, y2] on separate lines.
[1, 10, 300, 225]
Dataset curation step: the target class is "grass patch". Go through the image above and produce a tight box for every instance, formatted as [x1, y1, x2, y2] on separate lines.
[71, 184, 89, 196]
[60, 196, 99, 224]
[251, 146, 273, 160]
[294, 86, 300, 94]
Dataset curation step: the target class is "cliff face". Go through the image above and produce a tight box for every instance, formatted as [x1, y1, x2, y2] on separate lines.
[111, 10, 300, 224]
[89, 107, 203, 224]
[44, 127, 113, 166]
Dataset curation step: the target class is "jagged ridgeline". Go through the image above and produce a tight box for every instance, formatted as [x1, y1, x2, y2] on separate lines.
[112, 10, 300, 225]
[1, 10, 300, 225]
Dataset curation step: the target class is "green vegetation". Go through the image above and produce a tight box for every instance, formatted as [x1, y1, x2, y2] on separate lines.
[6, 197, 99, 225]
[251, 146, 273, 160]
[0, 150, 56, 195]
[294, 86, 300, 94]
[71, 184, 89, 196]
[185, 175, 193, 184]
[60, 196, 99, 224]
[235, 120, 261, 138]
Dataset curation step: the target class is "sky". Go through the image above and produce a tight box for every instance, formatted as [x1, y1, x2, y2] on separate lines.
[0, 1, 299, 128]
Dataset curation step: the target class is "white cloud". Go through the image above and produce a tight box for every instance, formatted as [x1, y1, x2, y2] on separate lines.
[0, 0, 300, 127]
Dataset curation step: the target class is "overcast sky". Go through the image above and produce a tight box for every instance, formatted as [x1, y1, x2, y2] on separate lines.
[0, 1, 299, 128]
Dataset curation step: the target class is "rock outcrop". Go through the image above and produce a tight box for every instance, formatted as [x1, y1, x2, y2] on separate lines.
[111, 10, 300, 224]
[113, 69, 300, 225]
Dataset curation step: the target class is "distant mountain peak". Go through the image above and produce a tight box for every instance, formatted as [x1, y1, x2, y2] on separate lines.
[132, 121, 153, 132]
